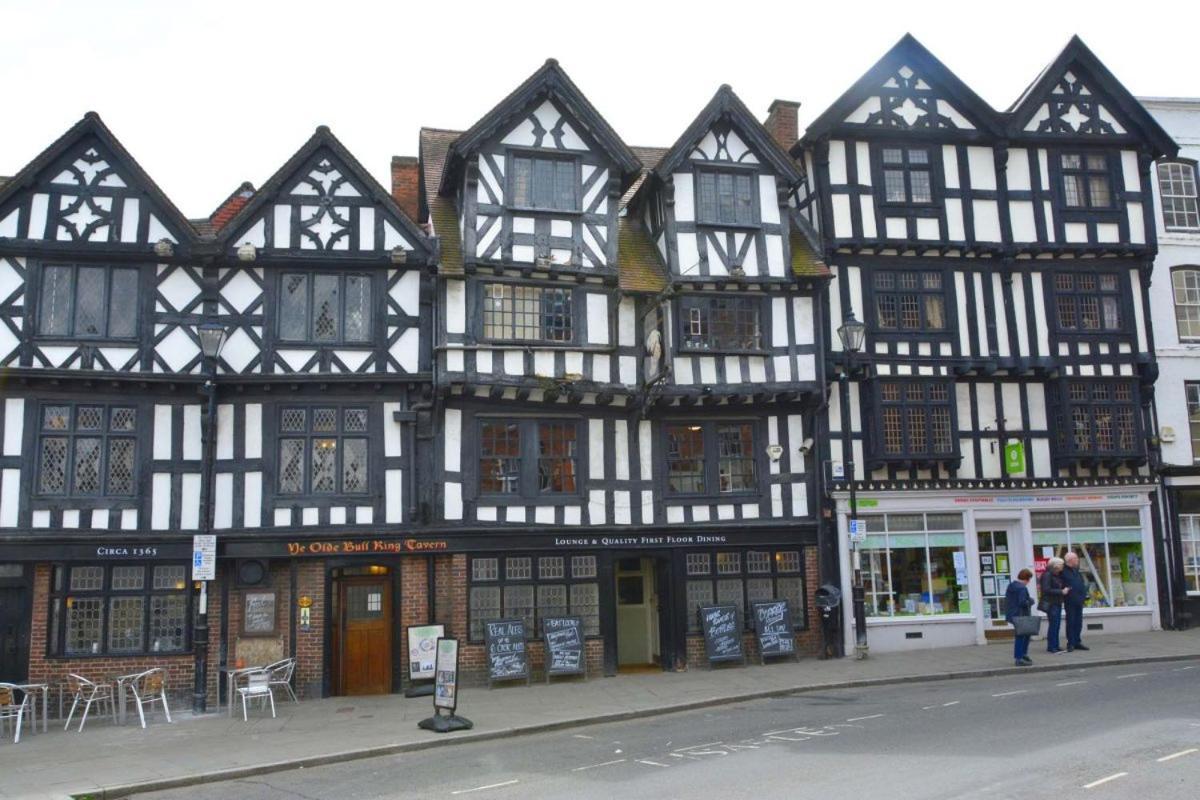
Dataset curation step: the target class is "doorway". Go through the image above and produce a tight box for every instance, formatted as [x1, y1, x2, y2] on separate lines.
[332, 569, 393, 695]
[978, 528, 1014, 630]
[615, 557, 660, 670]
[0, 578, 30, 683]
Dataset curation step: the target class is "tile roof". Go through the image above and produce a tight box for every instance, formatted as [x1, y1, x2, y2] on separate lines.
[622, 146, 667, 208]
[618, 216, 666, 293]
[420, 128, 464, 274]
[790, 226, 830, 278]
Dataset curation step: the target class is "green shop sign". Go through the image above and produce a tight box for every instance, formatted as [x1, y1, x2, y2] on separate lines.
[1004, 440, 1026, 475]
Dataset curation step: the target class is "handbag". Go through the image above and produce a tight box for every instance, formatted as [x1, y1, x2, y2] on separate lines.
[1012, 615, 1042, 637]
[1037, 598, 1050, 614]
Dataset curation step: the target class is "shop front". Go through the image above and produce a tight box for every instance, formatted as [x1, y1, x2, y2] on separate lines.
[834, 485, 1161, 654]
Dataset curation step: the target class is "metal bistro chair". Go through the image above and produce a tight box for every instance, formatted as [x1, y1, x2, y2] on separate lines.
[237, 670, 276, 721]
[64, 674, 117, 732]
[0, 683, 30, 743]
[265, 657, 298, 703]
[128, 668, 172, 729]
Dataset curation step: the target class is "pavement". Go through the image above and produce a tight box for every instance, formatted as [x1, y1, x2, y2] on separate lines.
[135, 660, 1200, 800]
[4, 628, 1199, 800]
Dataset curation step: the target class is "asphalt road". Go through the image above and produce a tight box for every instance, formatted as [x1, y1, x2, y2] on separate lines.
[136, 660, 1200, 800]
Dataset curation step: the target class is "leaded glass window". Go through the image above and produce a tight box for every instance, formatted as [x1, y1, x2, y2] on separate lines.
[37, 404, 138, 497]
[37, 264, 139, 338]
[51, 563, 190, 656]
[875, 381, 956, 460]
[1060, 152, 1113, 209]
[696, 170, 757, 225]
[277, 406, 369, 495]
[873, 270, 947, 332]
[1054, 272, 1122, 332]
[1173, 269, 1200, 341]
[277, 273, 372, 344]
[482, 283, 573, 343]
[468, 555, 600, 641]
[509, 155, 578, 211]
[1056, 380, 1140, 459]
[679, 296, 763, 351]
[879, 146, 934, 205]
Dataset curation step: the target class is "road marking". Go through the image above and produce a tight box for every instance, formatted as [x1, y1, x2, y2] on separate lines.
[846, 714, 884, 722]
[572, 734, 594, 740]
[943, 701, 960, 706]
[1083, 773, 1127, 789]
[991, 690, 1028, 697]
[1173, 666, 1196, 672]
[451, 780, 519, 795]
[637, 759, 670, 768]
[1157, 748, 1198, 763]
[1055, 680, 1087, 686]
[1116, 673, 1147, 680]
[572, 759, 626, 771]
[921, 705, 936, 710]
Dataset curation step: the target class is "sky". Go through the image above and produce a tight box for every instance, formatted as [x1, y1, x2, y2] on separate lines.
[1, 0, 1196, 218]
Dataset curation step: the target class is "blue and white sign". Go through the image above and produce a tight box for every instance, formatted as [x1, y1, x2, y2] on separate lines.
[192, 534, 217, 581]
[848, 519, 868, 543]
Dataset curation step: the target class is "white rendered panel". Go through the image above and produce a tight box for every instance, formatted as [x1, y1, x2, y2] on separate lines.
[151, 473, 171, 529]
[216, 404, 234, 460]
[955, 272, 971, 356]
[273, 205, 290, 249]
[589, 419, 605, 479]
[446, 281, 466, 333]
[586, 294, 609, 345]
[967, 146, 996, 190]
[992, 273, 1010, 358]
[1031, 273, 1050, 356]
[245, 404, 262, 459]
[384, 402, 402, 457]
[244, 472, 262, 527]
[2, 399, 23, 456]
[1012, 277, 1030, 357]
[973, 200, 1001, 242]
[758, 176, 780, 225]
[615, 419, 630, 480]
[674, 173, 695, 222]
[153, 405, 172, 459]
[828, 141, 847, 183]
[183, 405, 202, 460]
[1007, 148, 1031, 190]
[945, 198, 965, 241]
[386, 470, 403, 523]
[0, 469, 17, 527]
[973, 272, 988, 356]
[214, 473, 233, 529]
[444, 409, 462, 472]
[859, 196, 877, 238]
[942, 145, 959, 189]
[1130, 268, 1148, 354]
[856, 142, 872, 185]
[832, 195, 852, 238]
[180, 474, 201, 529]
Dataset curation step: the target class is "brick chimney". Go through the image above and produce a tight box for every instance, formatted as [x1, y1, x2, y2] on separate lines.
[764, 99, 801, 151]
[391, 156, 421, 223]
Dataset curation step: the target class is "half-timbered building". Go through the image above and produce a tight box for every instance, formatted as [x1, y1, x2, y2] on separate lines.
[418, 62, 828, 677]
[799, 35, 1178, 653]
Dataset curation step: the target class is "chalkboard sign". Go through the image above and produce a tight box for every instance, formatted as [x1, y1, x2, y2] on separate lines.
[242, 591, 277, 636]
[484, 618, 530, 685]
[699, 605, 744, 664]
[752, 600, 796, 661]
[543, 616, 585, 679]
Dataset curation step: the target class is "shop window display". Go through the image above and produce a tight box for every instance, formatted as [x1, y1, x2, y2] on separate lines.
[1030, 510, 1147, 607]
[860, 513, 967, 617]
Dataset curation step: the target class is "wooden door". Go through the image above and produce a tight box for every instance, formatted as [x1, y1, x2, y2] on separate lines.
[0, 585, 30, 682]
[337, 579, 392, 695]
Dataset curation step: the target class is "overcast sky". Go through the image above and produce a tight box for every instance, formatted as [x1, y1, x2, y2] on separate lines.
[2, 0, 1195, 217]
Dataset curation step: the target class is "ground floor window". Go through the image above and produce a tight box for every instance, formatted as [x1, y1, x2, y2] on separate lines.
[1031, 510, 1148, 607]
[47, 563, 191, 656]
[858, 513, 966, 617]
[684, 549, 807, 633]
[468, 554, 599, 641]
[1181, 515, 1200, 595]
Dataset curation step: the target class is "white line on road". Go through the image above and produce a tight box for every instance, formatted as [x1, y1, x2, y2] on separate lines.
[1083, 773, 1127, 789]
[451, 780, 520, 795]
[1157, 748, 1199, 763]
[572, 734, 594, 740]
[846, 714, 885, 722]
[637, 759, 670, 768]
[943, 701, 960, 706]
[1174, 666, 1196, 672]
[921, 705, 936, 710]
[1116, 673, 1148, 679]
[991, 690, 1028, 697]
[1056, 680, 1087, 686]
[572, 759, 626, 771]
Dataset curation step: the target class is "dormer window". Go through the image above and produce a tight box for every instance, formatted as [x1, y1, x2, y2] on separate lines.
[880, 146, 934, 205]
[696, 169, 757, 226]
[1059, 153, 1113, 209]
[509, 155, 578, 212]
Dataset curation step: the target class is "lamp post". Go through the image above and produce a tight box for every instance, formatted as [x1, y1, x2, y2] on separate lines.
[836, 311, 868, 660]
[193, 322, 227, 713]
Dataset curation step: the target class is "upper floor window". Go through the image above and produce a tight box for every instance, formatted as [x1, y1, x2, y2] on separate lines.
[1053, 273, 1122, 333]
[478, 418, 579, 498]
[37, 404, 137, 498]
[680, 296, 763, 351]
[1059, 153, 1113, 209]
[872, 270, 947, 332]
[696, 169, 757, 226]
[1172, 268, 1200, 341]
[880, 146, 933, 205]
[1187, 382, 1200, 465]
[665, 421, 757, 496]
[278, 407, 369, 496]
[509, 155, 577, 212]
[482, 283, 572, 343]
[1056, 380, 1139, 459]
[278, 273, 371, 345]
[47, 563, 190, 656]
[1158, 161, 1200, 231]
[875, 381, 955, 460]
[38, 265, 138, 339]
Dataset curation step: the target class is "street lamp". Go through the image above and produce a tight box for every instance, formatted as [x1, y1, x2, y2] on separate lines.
[193, 322, 227, 713]
[836, 311, 868, 660]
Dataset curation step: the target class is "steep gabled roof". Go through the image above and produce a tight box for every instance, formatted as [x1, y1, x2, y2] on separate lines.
[0, 111, 199, 247]
[656, 85, 803, 184]
[438, 59, 642, 195]
[215, 125, 433, 258]
[419, 127, 464, 274]
[799, 33, 1005, 147]
[1006, 35, 1177, 158]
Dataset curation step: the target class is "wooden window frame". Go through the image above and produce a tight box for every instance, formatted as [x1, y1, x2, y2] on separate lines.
[1187, 382, 1200, 466]
[34, 403, 139, 500]
[34, 263, 141, 342]
[874, 144, 939, 208]
[275, 405, 372, 499]
[1051, 149, 1120, 218]
[866, 268, 950, 336]
[694, 165, 761, 228]
[505, 151, 581, 214]
[676, 294, 765, 354]
[682, 548, 810, 633]
[663, 420, 763, 499]
[1158, 159, 1200, 232]
[868, 380, 958, 465]
[1051, 271, 1125, 335]
[478, 281, 576, 345]
[275, 271, 374, 346]
[1172, 267, 1200, 342]
[466, 553, 600, 642]
[1053, 379, 1143, 463]
[475, 417, 584, 503]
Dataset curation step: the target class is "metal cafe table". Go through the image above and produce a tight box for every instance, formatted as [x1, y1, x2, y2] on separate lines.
[13, 682, 49, 734]
[220, 666, 264, 717]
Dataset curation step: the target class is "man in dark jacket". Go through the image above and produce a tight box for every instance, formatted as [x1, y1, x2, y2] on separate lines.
[1063, 552, 1089, 651]
[1039, 558, 1068, 653]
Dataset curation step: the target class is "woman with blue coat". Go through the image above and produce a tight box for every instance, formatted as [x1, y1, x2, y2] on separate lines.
[1005, 569, 1035, 666]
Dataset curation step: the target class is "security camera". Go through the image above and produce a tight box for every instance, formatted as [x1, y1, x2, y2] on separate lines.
[798, 437, 814, 455]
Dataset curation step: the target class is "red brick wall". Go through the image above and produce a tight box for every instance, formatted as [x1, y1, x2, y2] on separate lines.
[398, 556, 429, 684]
[391, 156, 421, 224]
[294, 562, 324, 697]
[764, 99, 801, 151]
[26, 563, 223, 708]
